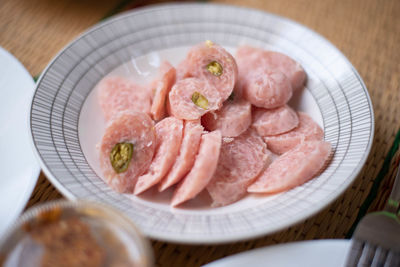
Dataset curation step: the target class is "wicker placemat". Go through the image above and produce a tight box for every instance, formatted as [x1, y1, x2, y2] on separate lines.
[1, 0, 399, 266]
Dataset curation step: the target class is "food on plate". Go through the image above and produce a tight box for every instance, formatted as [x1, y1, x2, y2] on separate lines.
[168, 78, 221, 120]
[96, 42, 332, 207]
[159, 120, 204, 192]
[207, 129, 271, 207]
[98, 76, 151, 121]
[252, 105, 299, 136]
[201, 99, 252, 137]
[134, 117, 183, 195]
[236, 45, 306, 91]
[263, 112, 324, 155]
[242, 69, 293, 109]
[171, 130, 222, 207]
[184, 40, 238, 100]
[99, 111, 156, 193]
[248, 141, 331, 193]
[175, 58, 191, 81]
[150, 61, 176, 121]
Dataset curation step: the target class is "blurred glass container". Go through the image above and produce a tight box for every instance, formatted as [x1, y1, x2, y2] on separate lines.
[0, 200, 153, 267]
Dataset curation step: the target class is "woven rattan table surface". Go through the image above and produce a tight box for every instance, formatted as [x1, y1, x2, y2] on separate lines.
[1, 0, 399, 266]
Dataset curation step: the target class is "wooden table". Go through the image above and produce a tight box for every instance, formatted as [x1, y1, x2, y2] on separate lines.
[1, 0, 399, 266]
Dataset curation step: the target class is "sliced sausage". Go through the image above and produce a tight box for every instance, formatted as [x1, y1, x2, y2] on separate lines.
[242, 69, 293, 109]
[201, 99, 252, 137]
[236, 45, 306, 91]
[99, 111, 156, 193]
[263, 50, 306, 91]
[134, 117, 183, 195]
[147, 78, 159, 103]
[248, 141, 331, 193]
[175, 58, 192, 81]
[263, 112, 324, 155]
[168, 78, 221, 120]
[185, 41, 238, 101]
[207, 129, 271, 207]
[98, 76, 151, 121]
[158, 120, 204, 192]
[171, 130, 222, 207]
[252, 105, 299, 136]
[150, 61, 176, 121]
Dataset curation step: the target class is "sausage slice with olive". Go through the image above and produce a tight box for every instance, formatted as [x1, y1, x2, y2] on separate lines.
[99, 111, 156, 193]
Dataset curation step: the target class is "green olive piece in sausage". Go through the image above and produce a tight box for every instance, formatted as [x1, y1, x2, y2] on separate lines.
[206, 61, 223, 76]
[205, 40, 214, 47]
[110, 142, 134, 173]
[191, 91, 209, 110]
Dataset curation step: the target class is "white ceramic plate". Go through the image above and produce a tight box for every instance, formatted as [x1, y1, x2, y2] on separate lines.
[203, 240, 351, 267]
[0, 47, 40, 237]
[30, 4, 374, 243]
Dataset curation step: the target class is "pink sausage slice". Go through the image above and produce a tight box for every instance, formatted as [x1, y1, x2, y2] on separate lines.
[98, 76, 151, 121]
[147, 79, 159, 103]
[248, 141, 331, 194]
[236, 46, 306, 91]
[168, 78, 221, 120]
[263, 50, 306, 91]
[99, 111, 156, 193]
[171, 130, 222, 207]
[252, 105, 299, 136]
[158, 121, 204, 192]
[185, 41, 238, 101]
[175, 58, 192, 81]
[243, 69, 293, 109]
[263, 112, 324, 155]
[134, 117, 183, 195]
[150, 61, 176, 121]
[207, 129, 270, 207]
[201, 99, 252, 137]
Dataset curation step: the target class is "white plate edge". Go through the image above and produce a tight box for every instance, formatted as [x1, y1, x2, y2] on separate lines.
[0, 47, 41, 237]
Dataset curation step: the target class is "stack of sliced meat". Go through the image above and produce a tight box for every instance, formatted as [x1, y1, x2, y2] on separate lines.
[97, 41, 332, 208]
